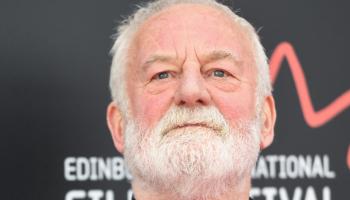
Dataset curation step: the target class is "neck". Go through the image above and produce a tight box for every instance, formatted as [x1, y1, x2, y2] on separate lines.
[131, 176, 252, 200]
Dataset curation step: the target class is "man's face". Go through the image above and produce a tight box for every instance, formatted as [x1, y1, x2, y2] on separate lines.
[107, 3, 276, 199]
[126, 4, 258, 129]
[116, 4, 263, 198]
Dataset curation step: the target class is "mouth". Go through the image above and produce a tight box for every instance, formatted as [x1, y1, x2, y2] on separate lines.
[163, 122, 221, 136]
[173, 123, 212, 130]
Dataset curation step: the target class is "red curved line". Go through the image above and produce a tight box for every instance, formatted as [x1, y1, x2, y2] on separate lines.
[269, 41, 350, 128]
[347, 145, 350, 170]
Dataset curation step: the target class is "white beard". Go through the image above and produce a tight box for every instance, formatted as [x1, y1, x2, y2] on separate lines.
[123, 106, 261, 200]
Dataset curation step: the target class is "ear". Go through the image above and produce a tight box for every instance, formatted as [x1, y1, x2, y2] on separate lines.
[259, 95, 277, 150]
[106, 102, 125, 154]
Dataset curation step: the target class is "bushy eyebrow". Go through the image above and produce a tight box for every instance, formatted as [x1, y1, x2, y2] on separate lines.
[142, 50, 242, 71]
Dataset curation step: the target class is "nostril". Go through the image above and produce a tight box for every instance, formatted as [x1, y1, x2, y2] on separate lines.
[197, 99, 205, 104]
[179, 100, 186, 106]
[177, 99, 207, 107]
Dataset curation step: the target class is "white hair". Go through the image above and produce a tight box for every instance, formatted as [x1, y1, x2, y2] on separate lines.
[109, 0, 272, 114]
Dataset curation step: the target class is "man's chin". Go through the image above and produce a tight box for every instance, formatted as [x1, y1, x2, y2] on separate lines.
[123, 106, 261, 198]
[132, 163, 247, 200]
[127, 133, 243, 190]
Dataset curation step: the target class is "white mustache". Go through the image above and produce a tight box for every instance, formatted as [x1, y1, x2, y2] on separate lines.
[153, 106, 230, 137]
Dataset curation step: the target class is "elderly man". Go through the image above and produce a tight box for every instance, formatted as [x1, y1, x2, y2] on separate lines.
[107, 0, 276, 200]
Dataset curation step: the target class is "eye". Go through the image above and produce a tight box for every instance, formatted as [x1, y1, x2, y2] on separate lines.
[210, 69, 228, 78]
[153, 71, 171, 80]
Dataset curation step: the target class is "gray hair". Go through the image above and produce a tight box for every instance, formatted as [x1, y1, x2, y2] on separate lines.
[109, 0, 272, 114]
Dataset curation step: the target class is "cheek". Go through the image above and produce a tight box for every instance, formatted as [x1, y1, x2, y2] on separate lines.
[209, 89, 256, 123]
[130, 88, 174, 127]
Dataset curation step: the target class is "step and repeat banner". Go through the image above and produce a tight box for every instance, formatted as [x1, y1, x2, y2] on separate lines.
[1, 0, 349, 200]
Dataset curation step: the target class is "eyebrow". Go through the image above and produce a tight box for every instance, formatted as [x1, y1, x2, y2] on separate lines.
[142, 50, 242, 71]
[203, 50, 242, 67]
[142, 54, 177, 71]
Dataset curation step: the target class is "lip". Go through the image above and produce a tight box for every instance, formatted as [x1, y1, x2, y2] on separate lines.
[163, 123, 221, 136]
[173, 123, 212, 130]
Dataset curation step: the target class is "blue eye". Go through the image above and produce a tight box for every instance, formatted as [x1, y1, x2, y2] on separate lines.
[213, 70, 225, 77]
[157, 72, 170, 79]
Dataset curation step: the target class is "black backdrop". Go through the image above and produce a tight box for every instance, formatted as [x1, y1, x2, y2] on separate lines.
[1, 0, 349, 199]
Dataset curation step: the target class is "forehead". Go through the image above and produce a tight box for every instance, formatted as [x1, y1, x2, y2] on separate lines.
[141, 4, 236, 30]
[131, 4, 254, 66]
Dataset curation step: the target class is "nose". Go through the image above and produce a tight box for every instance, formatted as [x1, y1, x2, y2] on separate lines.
[174, 63, 211, 107]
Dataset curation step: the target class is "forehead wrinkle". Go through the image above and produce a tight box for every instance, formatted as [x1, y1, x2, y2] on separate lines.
[142, 54, 177, 72]
[169, 18, 181, 63]
[138, 13, 186, 72]
[137, 4, 249, 72]
[137, 19, 173, 72]
[202, 50, 243, 67]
